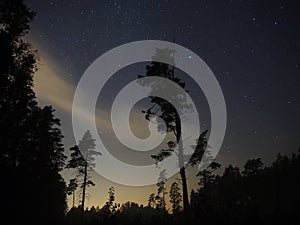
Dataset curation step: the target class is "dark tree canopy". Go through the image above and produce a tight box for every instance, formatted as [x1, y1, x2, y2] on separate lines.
[0, 1, 67, 224]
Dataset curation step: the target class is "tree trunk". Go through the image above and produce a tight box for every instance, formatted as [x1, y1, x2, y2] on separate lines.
[72, 190, 75, 208]
[162, 184, 166, 209]
[179, 141, 189, 211]
[175, 113, 189, 211]
[81, 162, 88, 212]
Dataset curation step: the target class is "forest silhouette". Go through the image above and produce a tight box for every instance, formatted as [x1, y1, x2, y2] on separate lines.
[0, 1, 299, 225]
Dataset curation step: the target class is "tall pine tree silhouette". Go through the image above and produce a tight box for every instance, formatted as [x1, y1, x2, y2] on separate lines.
[138, 48, 208, 212]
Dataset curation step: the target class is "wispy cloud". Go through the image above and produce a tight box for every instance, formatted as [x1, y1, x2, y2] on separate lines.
[31, 39, 199, 154]
[33, 52, 74, 112]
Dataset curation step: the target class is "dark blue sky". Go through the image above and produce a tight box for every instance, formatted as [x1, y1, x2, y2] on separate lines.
[26, 0, 300, 165]
[26, 0, 299, 167]
[24, 0, 300, 208]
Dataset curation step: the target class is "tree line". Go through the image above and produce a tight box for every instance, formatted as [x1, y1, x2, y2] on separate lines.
[63, 150, 300, 225]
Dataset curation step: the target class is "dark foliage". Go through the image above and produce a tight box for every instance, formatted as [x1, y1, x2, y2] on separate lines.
[65, 150, 300, 225]
[190, 151, 300, 225]
[0, 1, 67, 224]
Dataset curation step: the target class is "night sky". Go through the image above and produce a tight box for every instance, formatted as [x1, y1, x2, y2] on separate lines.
[25, 0, 300, 208]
